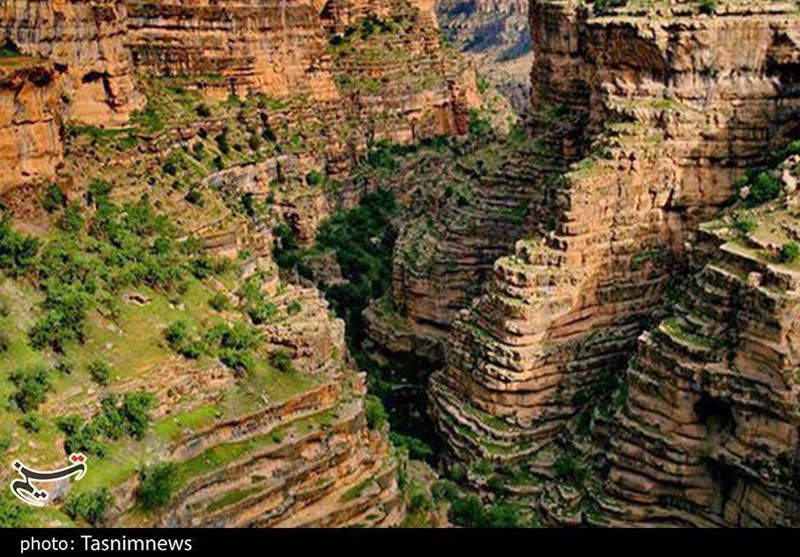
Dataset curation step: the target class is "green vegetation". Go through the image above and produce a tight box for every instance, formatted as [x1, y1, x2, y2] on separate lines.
[747, 171, 782, 205]
[438, 486, 525, 528]
[554, 454, 588, 487]
[163, 320, 261, 374]
[208, 293, 231, 312]
[779, 242, 800, 264]
[389, 432, 433, 461]
[0, 214, 39, 277]
[41, 184, 67, 213]
[0, 494, 30, 527]
[137, 462, 177, 510]
[697, 0, 717, 15]
[364, 395, 388, 431]
[57, 391, 155, 456]
[87, 360, 112, 386]
[0, 42, 21, 58]
[269, 349, 295, 374]
[733, 214, 757, 234]
[247, 300, 278, 325]
[593, 0, 627, 15]
[63, 488, 112, 526]
[9, 364, 52, 413]
[313, 189, 398, 342]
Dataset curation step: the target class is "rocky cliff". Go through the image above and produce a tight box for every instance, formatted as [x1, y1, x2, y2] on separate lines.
[1, 0, 143, 127]
[357, 0, 800, 526]
[601, 157, 800, 527]
[125, 0, 478, 149]
[0, 0, 449, 529]
[0, 57, 62, 196]
[429, 0, 800, 463]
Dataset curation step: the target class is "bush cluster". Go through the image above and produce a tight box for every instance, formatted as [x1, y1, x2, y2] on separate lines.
[57, 391, 155, 456]
[137, 463, 177, 510]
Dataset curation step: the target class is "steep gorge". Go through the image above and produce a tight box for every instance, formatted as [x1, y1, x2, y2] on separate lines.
[0, 0, 486, 529]
[370, 0, 800, 527]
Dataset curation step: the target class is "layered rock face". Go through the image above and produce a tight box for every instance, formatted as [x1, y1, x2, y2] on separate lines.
[429, 0, 800, 471]
[1, 0, 142, 126]
[0, 58, 62, 195]
[125, 0, 339, 102]
[126, 0, 477, 144]
[107, 286, 403, 528]
[603, 165, 800, 527]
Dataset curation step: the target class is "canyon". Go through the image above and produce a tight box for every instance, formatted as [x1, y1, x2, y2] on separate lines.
[0, 0, 799, 530]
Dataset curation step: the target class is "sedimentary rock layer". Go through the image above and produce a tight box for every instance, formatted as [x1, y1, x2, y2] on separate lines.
[1, 0, 142, 126]
[429, 0, 800, 467]
[0, 58, 62, 194]
[604, 176, 800, 526]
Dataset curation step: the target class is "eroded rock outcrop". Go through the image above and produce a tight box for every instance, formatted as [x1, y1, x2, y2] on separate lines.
[108, 286, 404, 528]
[0, 57, 62, 195]
[426, 0, 800, 477]
[601, 160, 800, 527]
[1, 0, 142, 126]
[125, 0, 477, 146]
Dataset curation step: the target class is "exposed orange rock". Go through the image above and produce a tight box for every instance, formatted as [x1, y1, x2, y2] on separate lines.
[416, 2, 800, 517]
[0, 58, 62, 195]
[1, 0, 143, 126]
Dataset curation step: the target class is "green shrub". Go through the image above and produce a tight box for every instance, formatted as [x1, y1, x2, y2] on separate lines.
[269, 349, 295, 374]
[162, 161, 178, 176]
[247, 301, 278, 325]
[209, 293, 231, 312]
[733, 214, 757, 234]
[431, 480, 461, 502]
[553, 454, 587, 486]
[55, 358, 76, 375]
[780, 242, 800, 264]
[449, 494, 484, 527]
[20, 414, 42, 433]
[389, 432, 433, 461]
[9, 365, 52, 413]
[119, 391, 155, 439]
[287, 301, 303, 315]
[305, 170, 325, 187]
[593, 0, 627, 15]
[0, 214, 39, 277]
[748, 171, 782, 205]
[58, 391, 153, 456]
[87, 360, 112, 386]
[468, 109, 491, 137]
[58, 202, 85, 232]
[248, 134, 262, 151]
[86, 179, 111, 206]
[137, 463, 177, 510]
[57, 415, 107, 456]
[220, 322, 259, 351]
[29, 285, 92, 351]
[63, 488, 112, 526]
[219, 348, 255, 374]
[364, 395, 388, 430]
[697, 0, 716, 15]
[195, 103, 211, 118]
[41, 184, 66, 213]
[0, 329, 9, 353]
[184, 188, 204, 206]
[483, 503, 522, 528]
[164, 320, 190, 349]
[215, 132, 230, 155]
[0, 494, 29, 527]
